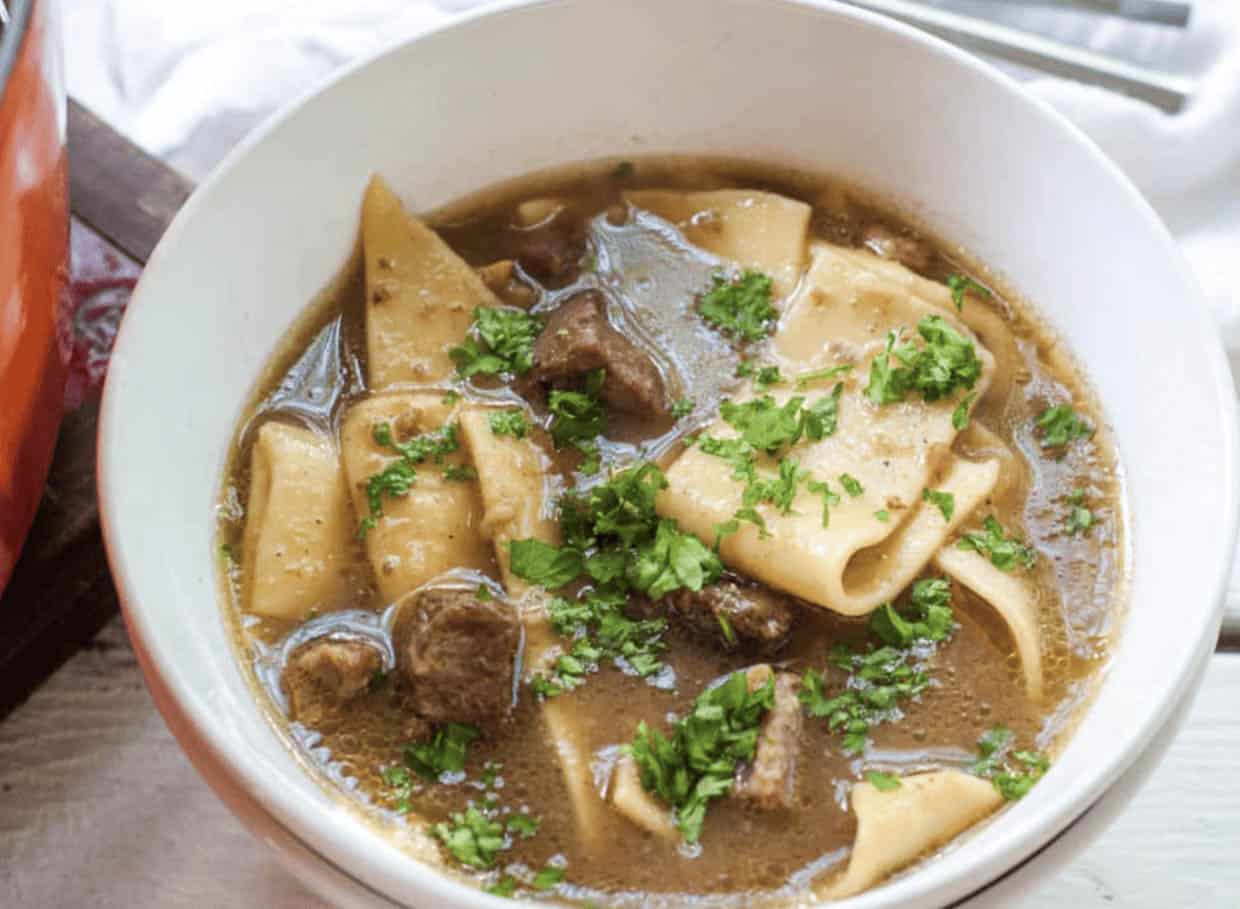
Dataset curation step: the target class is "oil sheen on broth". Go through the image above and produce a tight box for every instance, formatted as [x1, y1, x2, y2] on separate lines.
[217, 157, 1125, 906]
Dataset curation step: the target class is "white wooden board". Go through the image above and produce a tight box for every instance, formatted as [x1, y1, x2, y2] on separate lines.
[0, 618, 1236, 908]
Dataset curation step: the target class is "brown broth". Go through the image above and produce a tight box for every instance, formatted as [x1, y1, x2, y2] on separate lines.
[217, 157, 1126, 906]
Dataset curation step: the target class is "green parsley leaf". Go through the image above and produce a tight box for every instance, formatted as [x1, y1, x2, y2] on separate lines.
[508, 539, 584, 589]
[1035, 404, 1093, 448]
[801, 645, 933, 755]
[952, 392, 977, 430]
[795, 364, 853, 389]
[532, 866, 566, 890]
[957, 516, 1036, 571]
[450, 307, 541, 378]
[488, 409, 529, 439]
[382, 765, 415, 814]
[505, 813, 540, 839]
[698, 270, 778, 342]
[433, 804, 506, 869]
[548, 368, 607, 451]
[840, 473, 864, 497]
[865, 771, 902, 791]
[866, 316, 982, 406]
[629, 671, 775, 842]
[1066, 505, 1094, 535]
[358, 421, 461, 538]
[720, 395, 806, 455]
[628, 519, 723, 599]
[485, 876, 518, 898]
[805, 384, 844, 440]
[443, 463, 477, 482]
[922, 487, 955, 521]
[947, 273, 991, 312]
[874, 509, 890, 522]
[806, 478, 841, 529]
[969, 727, 1050, 800]
[670, 397, 695, 419]
[869, 578, 954, 647]
[405, 723, 479, 781]
[480, 761, 502, 788]
[219, 542, 236, 563]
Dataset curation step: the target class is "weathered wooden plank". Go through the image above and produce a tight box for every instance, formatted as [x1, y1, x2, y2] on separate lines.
[66, 98, 193, 263]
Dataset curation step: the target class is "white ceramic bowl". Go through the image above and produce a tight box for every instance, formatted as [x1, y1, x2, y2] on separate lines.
[97, 0, 1238, 906]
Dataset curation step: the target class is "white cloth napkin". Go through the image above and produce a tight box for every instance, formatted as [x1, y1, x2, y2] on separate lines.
[66, 0, 1240, 607]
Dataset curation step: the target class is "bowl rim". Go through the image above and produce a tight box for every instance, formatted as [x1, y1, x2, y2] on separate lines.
[97, 0, 1239, 906]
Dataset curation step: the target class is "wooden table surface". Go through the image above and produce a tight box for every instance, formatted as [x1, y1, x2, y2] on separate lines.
[1, 101, 1237, 908]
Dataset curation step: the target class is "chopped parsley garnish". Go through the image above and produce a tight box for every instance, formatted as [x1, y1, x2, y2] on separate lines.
[670, 397, 695, 419]
[450, 306, 541, 378]
[952, 392, 977, 430]
[957, 516, 1036, 572]
[922, 487, 955, 522]
[874, 509, 890, 522]
[219, 542, 236, 563]
[433, 804, 506, 869]
[532, 866, 566, 890]
[485, 877, 518, 898]
[947, 273, 991, 312]
[840, 473, 864, 497]
[802, 581, 956, 753]
[508, 539, 584, 589]
[1064, 488, 1095, 535]
[1035, 404, 1093, 449]
[866, 771, 902, 791]
[441, 389, 461, 405]
[969, 725, 1050, 800]
[505, 813, 540, 839]
[718, 388, 843, 456]
[359, 420, 461, 538]
[548, 368, 606, 446]
[800, 648, 929, 755]
[755, 365, 784, 388]
[488, 409, 529, 439]
[628, 670, 775, 843]
[404, 722, 479, 781]
[479, 761, 502, 787]
[869, 578, 955, 647]
[865, 316, 982, 406]
[381, 766, 416, 814]
[806, 478, 841, 528]
[795, 364, 853, 389]
[513, 463, 716, 693]
[443, 463, 477, 482]
[698, 270, 778, 342]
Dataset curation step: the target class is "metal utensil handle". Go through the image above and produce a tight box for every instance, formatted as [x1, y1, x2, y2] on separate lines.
[842, 0, 1193, 113]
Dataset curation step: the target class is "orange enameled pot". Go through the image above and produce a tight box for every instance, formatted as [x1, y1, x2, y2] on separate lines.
[0, 0, 69, 594]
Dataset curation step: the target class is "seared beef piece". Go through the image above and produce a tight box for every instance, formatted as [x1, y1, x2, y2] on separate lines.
[530, 291, 667, 416]
[514, 216, 586, 282]
[860, 223, 932, 272]
[396, 587, 520, 724]
[734, 665, 802, 810]
[663, 580, 797, 653]
[284, 638, 382, 719]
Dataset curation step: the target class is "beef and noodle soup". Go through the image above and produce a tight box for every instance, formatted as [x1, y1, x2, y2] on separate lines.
[217, 158, 1124, 905]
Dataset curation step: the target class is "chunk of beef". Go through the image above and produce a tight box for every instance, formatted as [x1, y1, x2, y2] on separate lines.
[734, 665, 802, 810]
[513, 211, 586, 282]
[530, 291, 667, 415]
[663, 580, 797, 653]
[860, 223, 932, 272]
[396, 587, 520, 724]
[284, 638, 382, 719]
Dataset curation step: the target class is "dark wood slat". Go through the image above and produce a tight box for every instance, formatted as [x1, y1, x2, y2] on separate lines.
[66, 98, 194, 263]
[0, 101, 192, 719]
